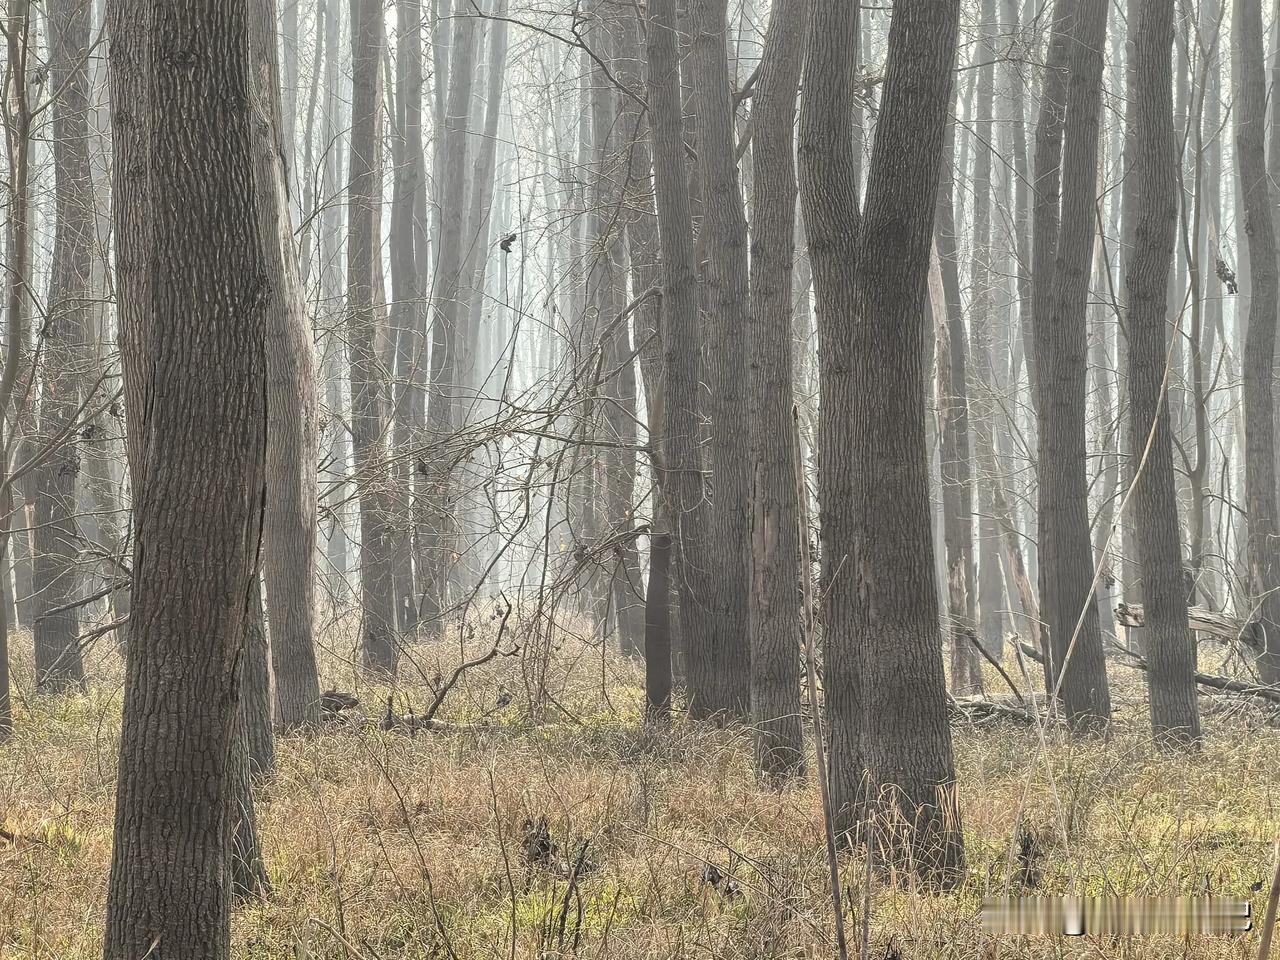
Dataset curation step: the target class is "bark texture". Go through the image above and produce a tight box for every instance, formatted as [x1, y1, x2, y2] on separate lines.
[800, 0, 965, 884]
[1124, 0, 1201, 745]
[687, 0, 751, 720]
[647, 0, 716, 716]
[1233, 0, 1280, 683]
[250, 0, 321, 726]
[748, 0, 810, 780]
[851, 0, 965, 883]
[102, 1, 268, 955]
[1032, 0, 1113, 726]
[798, 0, 862, 832]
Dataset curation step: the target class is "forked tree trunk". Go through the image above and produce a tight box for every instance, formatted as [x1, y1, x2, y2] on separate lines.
[103, 1, 269, 954]
[802, 0, 966, 886]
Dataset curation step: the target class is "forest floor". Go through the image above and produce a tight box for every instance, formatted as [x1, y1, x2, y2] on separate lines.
[2, 617, 1279, 959]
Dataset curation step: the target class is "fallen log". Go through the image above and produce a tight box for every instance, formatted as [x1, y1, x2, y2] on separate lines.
[1016, 640, 1280, 707]
[1115, 601, 1262, 647]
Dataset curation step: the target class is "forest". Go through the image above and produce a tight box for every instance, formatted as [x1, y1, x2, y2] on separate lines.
[2, 0, 1280, 955]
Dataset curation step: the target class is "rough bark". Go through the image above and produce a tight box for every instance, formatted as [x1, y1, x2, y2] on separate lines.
[1032, 0, 1113, 727]
[1233, 0, 1280, 684]
[32, 0, 94, 693]
[1124, 0, 1201, 745]
[249, 0, 320, 726]
[102, 0, 268, 954]
[346, 0, 398, 673]
[616, 8, 676, 695]
[800, 0, 965, 884]
[647, 0, 716, 719]
[748, 0, 809, 780]
[798, 0, 862, 833]
[687, 0, 751, 719]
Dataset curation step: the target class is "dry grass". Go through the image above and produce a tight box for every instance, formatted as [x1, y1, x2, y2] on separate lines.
[2, 620, 1279, 959]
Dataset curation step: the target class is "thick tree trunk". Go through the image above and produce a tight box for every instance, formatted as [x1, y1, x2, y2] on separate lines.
[250, 0, 321, 727]
[1032, 0, 1113, 727]
[346, 0, 398, 673]
[1125, 0, 1201, 745]
[1233, 0, 1280, 684]
[102, 0, 268, 954]
[803, 0, 965, 886]
[747, 0, 809, 781]
[32, 0, 94, 693]
[852, 0, 965, 885]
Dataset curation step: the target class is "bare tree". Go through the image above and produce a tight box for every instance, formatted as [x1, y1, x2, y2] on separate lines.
[345, 0, 398, 673]
[748, 0, 809, 779]
[250, 0, 321, 727]
[647, 0, 715, 720]
[800, 0, 965, 883]
[102, 1, 268, 955]
[31, 0, 94, 692]
[687, 0, 751, 719]
[1031, 0, 1113, 726]
[1232, 0, 1280, 684]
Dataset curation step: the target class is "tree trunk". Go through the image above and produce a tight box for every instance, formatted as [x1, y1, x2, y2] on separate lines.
[1032, 0, 1113, 727]
[686, 0, 751, 719]
[32, 0, 94, 693]
[250, 0, 321, 727]
[587, 12, 645, 658]
[419, 10, 479, 636]
[102, 0, 268, 954]
[346, 0, 398, 673]
[798, 0, 862, 834]
[935, 116, 983, 696]
[241, 576, 276, 774]
[801, 0, 966, 885]
[969, 0, 1005, 659]
[1233, 0, 1280, 684]
[647, 0, 716, 720]
[747, 0, 809, 781]
[1124, 0, 1201, 745]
